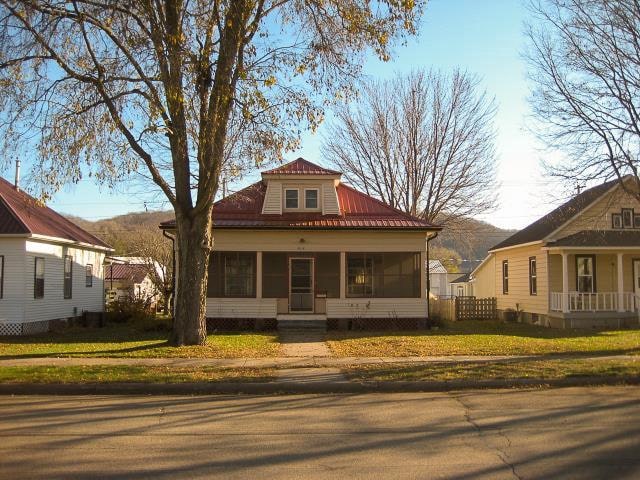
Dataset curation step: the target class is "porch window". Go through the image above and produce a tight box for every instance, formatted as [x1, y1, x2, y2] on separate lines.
[529, 257, 537, 296]
[207, 252, 256, 298]
[347, 254, 373, 297]
[576, 255, 596, 293]
[346, 252, 420, 298]
[34, 257, 44, 299]
[502, 260, 509, 294]
[64, 255, 72, 299]
[285, 189, 298, 209]
[315, 253, 340, 298]
[262, 252, 288, 298]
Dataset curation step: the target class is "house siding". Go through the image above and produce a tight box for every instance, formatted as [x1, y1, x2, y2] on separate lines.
[206, 298, 277, 318]
[0, 238, 27, 323]
[23, 240, 106, 323]
[261, 181, 282, 214]
[211, 229, 428, 252]
[326, 298, 426, 318]
[493, 243, 548, 315]
[322, 181, 340, 215]
[472, 255, 496, 298]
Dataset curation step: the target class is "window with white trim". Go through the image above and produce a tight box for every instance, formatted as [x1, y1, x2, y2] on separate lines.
[576, 255, 596, 293]
[34, 257, 45, 299]
[529, 257, 537, 296]
[305, 189, 319, 209]
[285, 189, 299, 209]
[502, 260, 509, 294]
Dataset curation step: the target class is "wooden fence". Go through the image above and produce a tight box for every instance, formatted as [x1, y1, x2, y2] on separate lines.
[430, 296, 497, 321]
[455, 296, 497, 321]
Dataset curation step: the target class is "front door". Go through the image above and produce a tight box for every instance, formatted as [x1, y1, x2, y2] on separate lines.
[289, 258, 314, 313]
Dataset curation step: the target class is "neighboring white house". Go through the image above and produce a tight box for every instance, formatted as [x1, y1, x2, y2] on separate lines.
[427, 260, 448, 298]
[449, 273, 473, 297]
[104, 259, 159, 309]
[0, 176, 113, 335]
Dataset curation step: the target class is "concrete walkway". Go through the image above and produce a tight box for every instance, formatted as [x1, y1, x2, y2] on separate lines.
[278, 331, 333, 357]
[0, 353, 636, 368]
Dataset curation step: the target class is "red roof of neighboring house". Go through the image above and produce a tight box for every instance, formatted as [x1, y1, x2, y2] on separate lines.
[104, 264, 149, 283]
[0, 176, 111, 248]
[160, 162, 440, 231]
[262, 158, 341, 176]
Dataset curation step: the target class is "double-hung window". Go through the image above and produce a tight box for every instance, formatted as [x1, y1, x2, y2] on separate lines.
[576, 255, 596, 293]
[285, 189, 299, 209]
[529, 257, 537, 295]
[34, 257, 45, 299]
[502, 260, 509, 294]
[64, 255, 73, 299]
[86, 264, 93, 287]
[305, 189, 318, 209]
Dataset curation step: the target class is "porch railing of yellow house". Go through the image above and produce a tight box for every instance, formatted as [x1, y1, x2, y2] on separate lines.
[550, 292, 639, 313]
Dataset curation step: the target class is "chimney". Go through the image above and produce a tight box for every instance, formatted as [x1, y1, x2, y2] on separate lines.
[14, 159, 20, 190]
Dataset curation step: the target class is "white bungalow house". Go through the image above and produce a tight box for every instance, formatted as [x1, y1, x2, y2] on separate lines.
[0, 177, 113, 335]
[161, 158, 441, 330]
[471, 176, 640, 329]
[104, 260, 160, 309]
[427, 259, 448, 298]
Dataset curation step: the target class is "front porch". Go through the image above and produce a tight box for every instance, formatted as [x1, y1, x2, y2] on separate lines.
[546, 248, 640, 326]
[205, 250, 429, 330]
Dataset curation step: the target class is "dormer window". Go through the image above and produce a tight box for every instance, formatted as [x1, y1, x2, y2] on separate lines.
[285, 189, 298, 209]
[305, 189, 318, 209]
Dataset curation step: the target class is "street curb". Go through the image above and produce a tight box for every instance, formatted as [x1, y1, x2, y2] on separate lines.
[0, 375, 638, 395]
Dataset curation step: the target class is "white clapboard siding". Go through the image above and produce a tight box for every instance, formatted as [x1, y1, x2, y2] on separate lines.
[23, 240, 106, 323]
[206, 298, 278, 318]
[261, 181, 282, 214]
[326, 298, 427, 318]
[0, 238, 27, 323]
[322, 182, 340, 215]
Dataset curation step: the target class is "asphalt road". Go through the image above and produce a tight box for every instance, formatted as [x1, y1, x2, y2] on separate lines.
[0, 387, 639, 479]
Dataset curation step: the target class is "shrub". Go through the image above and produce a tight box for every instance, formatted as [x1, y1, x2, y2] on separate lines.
[106, 295, 154, 324]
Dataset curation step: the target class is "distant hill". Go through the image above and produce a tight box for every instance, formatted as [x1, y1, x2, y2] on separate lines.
[68, 210, 174, 254]
[432, 217, 515, 272]
[68, 210, 515, 270]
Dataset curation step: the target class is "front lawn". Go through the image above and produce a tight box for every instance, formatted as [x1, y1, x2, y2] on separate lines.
[0, 366, 275, 383]
[0, 324, 280, 358]
[327, 321, 640, 357]
[344, 357, 640, 383]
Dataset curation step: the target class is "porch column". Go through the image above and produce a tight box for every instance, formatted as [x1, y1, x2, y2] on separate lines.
[339, 252, 346, 299]
[617, 253, 624, 312]
[256, 251, 263, 299]
[561, 252, 569, 313]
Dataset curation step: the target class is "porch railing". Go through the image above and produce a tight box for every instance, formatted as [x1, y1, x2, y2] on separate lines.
[550, 292, 640, 313]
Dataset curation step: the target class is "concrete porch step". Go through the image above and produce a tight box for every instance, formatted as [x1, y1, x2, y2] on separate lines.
[277, 318, 327, 333]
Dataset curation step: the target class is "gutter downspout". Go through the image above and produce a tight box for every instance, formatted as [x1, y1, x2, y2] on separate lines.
[162, 229, 176, 317]
[426, 231, 438, 327]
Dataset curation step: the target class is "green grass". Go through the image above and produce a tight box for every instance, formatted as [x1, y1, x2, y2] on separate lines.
[344, 358, 640, 382]
[0, 366, 275, 383]
[327, 321, 640, 357]
[0, 324, 281, 358]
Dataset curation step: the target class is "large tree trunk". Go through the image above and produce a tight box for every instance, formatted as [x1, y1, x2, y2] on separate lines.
[170, 209, 213, 346]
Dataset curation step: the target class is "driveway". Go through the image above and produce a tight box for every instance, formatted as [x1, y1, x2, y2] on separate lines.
[0, 387, 638, 479]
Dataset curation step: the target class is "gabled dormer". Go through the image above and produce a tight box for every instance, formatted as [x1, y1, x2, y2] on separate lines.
[260, 158, 342, 215]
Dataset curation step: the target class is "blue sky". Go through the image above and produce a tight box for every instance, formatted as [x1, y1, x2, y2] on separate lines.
[7, 0, 570, 230]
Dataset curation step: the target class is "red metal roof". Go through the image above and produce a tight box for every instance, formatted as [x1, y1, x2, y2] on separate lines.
[104, 264, 149, 283]
[262, 158, 341, 176]
[161, 179, 440, 231]
[0, 176, 111, 248]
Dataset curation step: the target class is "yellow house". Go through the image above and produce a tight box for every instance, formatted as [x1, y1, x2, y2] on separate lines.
[471, 177, 640, 328]
[161, 159, 441, 331]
